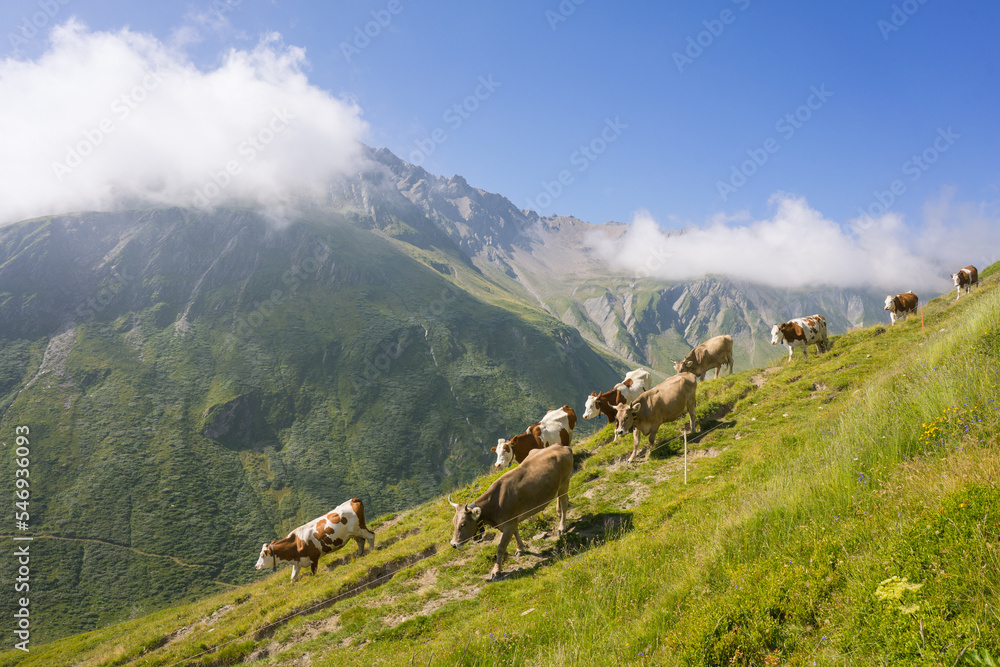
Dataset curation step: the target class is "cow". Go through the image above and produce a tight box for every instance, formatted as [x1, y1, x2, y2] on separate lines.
[582, 369, 651, 423]
[255, 498, 375, 582]
[492, 405, 576, 468]
[613, 373, 697, 463]
[450, 445, 573, 580]
[950, 265, 978, 300]
[770, 314, 828, 361]
[672, 334, 734, 380]
[884, 291, 918, 325]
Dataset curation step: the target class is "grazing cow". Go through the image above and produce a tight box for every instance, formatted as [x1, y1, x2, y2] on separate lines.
[672, 334, 734, 380]
[255, 498, 375, 582]
[614, 373, 697, 463]
[450, 445, 573, 580]
[582, 388, 626, 425]
[950, 265, 978, 300]
[884, 291, 918, 325]
[770, 315, 828, 361]
[492, 405, 576, 468]
[582, 369, 650, 424]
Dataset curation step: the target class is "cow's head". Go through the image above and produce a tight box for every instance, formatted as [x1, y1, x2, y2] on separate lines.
[613, 401, 640, 438]
[673, 359, 694, 374]
[490, 439, 514, 468]
[449, 495, 483, 548]
[582, 392, 602, 419]
[951, 272, 960, 286]
[255, 542, 277, 572]
[884, 295, 895, 311]
[770, 324, 783, 345]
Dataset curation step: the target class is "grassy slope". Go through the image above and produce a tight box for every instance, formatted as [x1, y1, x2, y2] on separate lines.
[0, 210, 627, 642]
[3, 264, 999, 666]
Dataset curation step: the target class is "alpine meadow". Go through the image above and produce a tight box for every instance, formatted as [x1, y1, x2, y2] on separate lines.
[2, 3, 1000, 665]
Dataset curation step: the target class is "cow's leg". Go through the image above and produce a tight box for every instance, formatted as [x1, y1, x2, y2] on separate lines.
[353, 536, 366, 556]
[290, 563, 301, 582]
[310, 557, 319, 576]
[714, 366, 721, 379]
[490, 526, 515, 580]
[555, 492, 569, 534]
[627, 429, 641, 463]
[646, 425, 659, 456]
[513, 523, 527, 556]
[687, 394, 697, 434]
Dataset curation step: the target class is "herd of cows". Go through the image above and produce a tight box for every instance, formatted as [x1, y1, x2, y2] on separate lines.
[255, 264, 981, 581]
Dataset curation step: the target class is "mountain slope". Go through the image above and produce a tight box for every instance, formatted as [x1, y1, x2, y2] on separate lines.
[370, 148, 887, 369]
[0, 206, 627, 641]
[8, 262, 998, 666]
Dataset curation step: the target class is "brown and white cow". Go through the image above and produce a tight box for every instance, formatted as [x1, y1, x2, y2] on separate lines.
[492, 405, 576, 468]
[672, 334, 734, 381]
[582, 369, 650, 424]
[255, 498, 375, 582]
[450, 445, 573, 580]
[770, 314, 828, 361]
[884, 291, 918, 325]
[582, 388, 626, 425]
[950, 265, 978, 300]
[614, 373, 697, 463]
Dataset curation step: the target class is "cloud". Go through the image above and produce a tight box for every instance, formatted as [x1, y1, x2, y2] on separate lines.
[0, 21, 368, 225]
[585, 194, 999, 293]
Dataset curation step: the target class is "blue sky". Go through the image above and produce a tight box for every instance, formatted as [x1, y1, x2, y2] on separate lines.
[2, 1, 997, 267]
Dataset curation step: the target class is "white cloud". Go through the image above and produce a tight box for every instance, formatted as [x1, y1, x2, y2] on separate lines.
[0, 21, 368, 225]
[586, 194, 999, 293]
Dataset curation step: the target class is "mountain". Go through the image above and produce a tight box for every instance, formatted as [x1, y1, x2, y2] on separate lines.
[0, 146, 885, 642]
[369, 148, 885, 369]
[0, 205, 626, 641]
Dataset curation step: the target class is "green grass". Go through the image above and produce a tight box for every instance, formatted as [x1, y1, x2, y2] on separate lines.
[4, 264, 998, 665]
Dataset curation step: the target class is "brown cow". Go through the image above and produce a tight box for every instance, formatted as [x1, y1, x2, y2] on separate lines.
[614, 373, 697, 463]
[673, 334, 734, 380]
[450, 445, 573, 580]
[884, 291, 918, 325]
[950, 265, 978, 300]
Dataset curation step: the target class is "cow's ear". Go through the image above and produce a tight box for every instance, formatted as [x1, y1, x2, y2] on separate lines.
[683, 360, 693, 368]
[490, 446, 497, 453]
[629, 402, 641, 415]
[589, 391, 597, 397]
[469, 506, 482, 519]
